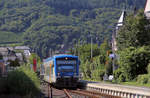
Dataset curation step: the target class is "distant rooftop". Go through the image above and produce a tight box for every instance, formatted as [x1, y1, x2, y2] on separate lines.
[116, 10, 126, 30]
[15, 46, 30, 50]
[0, 47, 8, 52]
[117, 10, 126, 27]
[16, 53, 22, 57]
[7, 47, 13, 51]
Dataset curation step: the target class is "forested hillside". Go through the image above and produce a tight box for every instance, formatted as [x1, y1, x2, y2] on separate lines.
[0, 0, 146, 58]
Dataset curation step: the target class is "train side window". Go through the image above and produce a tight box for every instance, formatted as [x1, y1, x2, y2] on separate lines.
[46, 66, 50, 76]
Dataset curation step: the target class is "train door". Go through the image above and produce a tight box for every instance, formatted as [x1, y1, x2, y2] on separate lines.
[50, 61, 54, 82]
[53, 63, 56, 82]
[44, 62, 50, 82]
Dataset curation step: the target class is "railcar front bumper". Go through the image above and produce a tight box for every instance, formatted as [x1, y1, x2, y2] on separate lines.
[56, 76, 79, 87]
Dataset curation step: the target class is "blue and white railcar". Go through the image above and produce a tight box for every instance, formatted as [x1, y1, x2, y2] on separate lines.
[43, 54, 80, 87]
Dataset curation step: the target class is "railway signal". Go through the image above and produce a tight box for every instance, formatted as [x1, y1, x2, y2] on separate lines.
[33, 58, 37, 72]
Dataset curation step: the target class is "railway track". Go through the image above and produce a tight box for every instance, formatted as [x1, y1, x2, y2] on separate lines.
[41, 80, 121, 98]
[66, 89, 121, 98]
[41, 80, 72, 98]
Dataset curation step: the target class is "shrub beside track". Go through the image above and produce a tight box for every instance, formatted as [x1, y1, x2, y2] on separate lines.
[0, 66, 40, 97]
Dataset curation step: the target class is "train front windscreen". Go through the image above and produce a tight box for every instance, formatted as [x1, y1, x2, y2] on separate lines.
[56, 57, 77, 74]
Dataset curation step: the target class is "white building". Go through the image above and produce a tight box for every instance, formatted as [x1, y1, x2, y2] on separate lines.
[0, 47, 17, 64]
[112, 10, 126, 52]
[0, 46, 31, 65]
[15, 46, 31, 57]
[16, 53, 23, 61]
[145, 0, 150, 19]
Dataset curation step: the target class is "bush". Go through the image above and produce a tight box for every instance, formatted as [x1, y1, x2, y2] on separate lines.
[7, 66, 40, 96]
[91, 69, 105, 81]
[147, 63, 150, 74]
[0, 78, 7, 94]
[113, 68, 125, 82]
[0, 53, 3, 60]
[118, 74, 126, 82]
[137, 74, 150, 84]
[116, 47, 150, 82]
[148, 78, 150, 84]
[105, 58, 112, 75]
[9, 58, 20, 67]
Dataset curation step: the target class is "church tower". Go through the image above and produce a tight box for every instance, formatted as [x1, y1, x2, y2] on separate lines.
[112, 10, 126, 52]
[145, 0, 150, 19]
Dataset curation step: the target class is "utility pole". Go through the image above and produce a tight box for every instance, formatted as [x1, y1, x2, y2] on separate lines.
[74, 40, 77, 56]
[77, 40, 80, 57]
[74, 47, 76, 55]
[76, 41, 78, 56]
[49, 48, 52, 57]
[91, 35, 93, 59]
[112, 57, 115, 73]
[112, 30, 115, 73]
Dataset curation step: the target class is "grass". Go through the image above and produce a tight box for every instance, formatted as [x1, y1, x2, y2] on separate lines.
[83, 78, 150, 88]
[120, 81, 150, 88]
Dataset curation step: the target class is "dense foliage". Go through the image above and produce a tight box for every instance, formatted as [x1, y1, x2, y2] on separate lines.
[136, 63, 150, 85]
[8, 58, 20, 67]
[75, 40, 112, 81]
[7, 66, 40, 96]
[0, 0, 146, 58]
[0, 53, 3, 60]
[117, 10, 150, 50]
[28, 53, 41, 70]
[114, 47, 150, 82]
[137, 74, 150, 84]
[115, 10, 150, 83]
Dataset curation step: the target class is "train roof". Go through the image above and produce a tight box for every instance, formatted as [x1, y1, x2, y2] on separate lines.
[43, 54, 78, 62]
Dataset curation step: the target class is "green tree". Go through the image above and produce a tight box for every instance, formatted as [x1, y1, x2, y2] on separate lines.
[117, 10, 150, 50]
[0, 53, 3, 60]
[7, 66, 40, 96]
[78, 44, 100, 62]
[114, 47, 150, 82]
[78, 41, 111, 81]
[9, 58, 20, 67]
[99, 39, 111, 64]
[0, 0, 146, 58]
[28, 53, 41, 70]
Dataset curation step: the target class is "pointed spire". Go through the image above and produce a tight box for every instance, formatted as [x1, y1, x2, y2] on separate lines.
[133, 6, 137, 15]
[112, 10, 126, 52]
[116, 10, 126, 30]
[145, 0, 150, 19]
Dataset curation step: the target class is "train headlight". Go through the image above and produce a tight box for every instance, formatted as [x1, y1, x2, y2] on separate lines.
[57, 72, 60, 76]
[74, 73, 77, 76]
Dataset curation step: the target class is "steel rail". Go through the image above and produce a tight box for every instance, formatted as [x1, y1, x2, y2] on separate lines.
[64, 89, 72, 98]
[69, 89, 121, 98]
[69, 89, 100, 98]
[78, 89, 121, 98]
